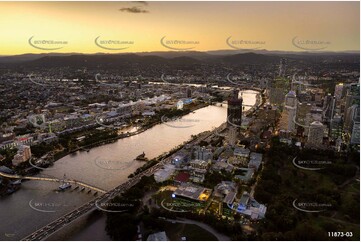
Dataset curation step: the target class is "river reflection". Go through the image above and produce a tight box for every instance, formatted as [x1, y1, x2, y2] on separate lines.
[0, 90, 258, 241]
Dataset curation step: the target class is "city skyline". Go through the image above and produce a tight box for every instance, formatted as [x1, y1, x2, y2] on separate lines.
[0, 1, 359, 241]
[0, 1, 360, 55]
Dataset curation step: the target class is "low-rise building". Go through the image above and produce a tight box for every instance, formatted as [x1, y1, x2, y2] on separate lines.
[12, 145, 31, 166]
[211, 159, 234, 173]
[233, 147, 250, 163]
[189, 159, 209, 170]
[147, 231, 169, 241]
[193, 146, 213, 161]
[234, 168, 254, 182]
[248, 152, 262, 170]
[213, 181, 237, 205]
[171, 154, 189, 168]
[154, 164, 176, 183]
[174, 172, 190, 184]
[230, 192, 267, 220]
[173, 183, 212, 202]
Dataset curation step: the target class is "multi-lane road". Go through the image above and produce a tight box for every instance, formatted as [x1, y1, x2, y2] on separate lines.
[22, 125, 224, 241]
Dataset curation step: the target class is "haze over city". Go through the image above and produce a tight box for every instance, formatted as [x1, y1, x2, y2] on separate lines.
[0, 1, 360, 55]
[0, 1, 359, 242]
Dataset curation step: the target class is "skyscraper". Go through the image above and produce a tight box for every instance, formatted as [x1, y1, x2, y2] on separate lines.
[227, 89, 242, 128]
[334, 83, 344, 100]
[269, 78, 290, 106]
[350, 121, 360, 145]
[284, 91, 297, 132]
[344, 83, 360, 111]
[329, 114, 343, 140]
[269, 59, 290, 106]
[323, 93, 336, 123]
[344, 104, 360, 145]
[307, 121, 325, 147]
[279, 58, 287, 77]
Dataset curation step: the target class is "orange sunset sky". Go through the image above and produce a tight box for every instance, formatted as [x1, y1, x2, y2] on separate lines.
[0, 1, 359, 55]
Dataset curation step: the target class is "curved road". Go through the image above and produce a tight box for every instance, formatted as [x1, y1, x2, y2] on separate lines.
[163, 218, 231, 241]
[13, 123, 229, 241]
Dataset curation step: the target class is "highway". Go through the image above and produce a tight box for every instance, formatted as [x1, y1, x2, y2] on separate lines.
[18, 94, 255, 241]
[21, 126, 221, 241]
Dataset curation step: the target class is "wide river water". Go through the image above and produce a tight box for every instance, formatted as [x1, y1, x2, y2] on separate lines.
[0, 90, 258, 241]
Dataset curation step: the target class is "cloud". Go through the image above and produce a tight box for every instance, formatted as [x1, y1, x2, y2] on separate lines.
[119, 6, 149, 13]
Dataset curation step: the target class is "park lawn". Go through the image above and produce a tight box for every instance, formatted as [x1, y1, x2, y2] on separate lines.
[313, 216, 360, 241]
[344, 180, 359, 194]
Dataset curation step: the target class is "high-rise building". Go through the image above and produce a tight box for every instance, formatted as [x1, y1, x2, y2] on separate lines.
[279, 58, 287, 77]
[344, 104, 360, 145]
[193, 146, 213, 161]
[307, 121, 325, 147]
[329, 114, 343, 139]
[344, 83, 360, 111]
[323, 93, 336, 123]
[283, 91, 297, 132]
[334, 83, 344, 100]
[344, 104, 359, 132]
[295, 102, 312, 135]
[227, 89, 242, 128]
[269, 59, 289, 106]
[296, 102, 312, 126]
[350, 121, 360, 145]
[269, 77, 290, 106]
[228, 126, 237, 146]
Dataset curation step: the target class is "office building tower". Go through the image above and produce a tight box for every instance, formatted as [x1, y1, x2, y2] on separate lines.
[228, 126, 237, 146]
[344, 104, 359, 132]
[307, 121, 325, 147]
[350, 121, 360, 145]
[279, 58, 287, 77]
[283, 91, 297, 132]
[344, 83, 360, 112]
[296, 102, 312, 126]
[323, 94, 336, 123]
[334, 83, 344, 100]
[329, 114, 343, 139]
[227, 89, 242, 128]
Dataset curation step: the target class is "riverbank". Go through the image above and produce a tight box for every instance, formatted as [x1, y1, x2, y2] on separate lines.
[0, 92, 259, 241]
[5, 101, 210, 179]
[0, 104, 232, 241]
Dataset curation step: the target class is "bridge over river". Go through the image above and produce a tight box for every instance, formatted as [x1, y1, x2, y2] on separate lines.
[17, 126, 220, 241]
[0, 172, 106, 194]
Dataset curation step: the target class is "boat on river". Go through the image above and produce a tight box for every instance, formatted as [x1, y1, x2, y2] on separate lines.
[136, 152, 148, 161]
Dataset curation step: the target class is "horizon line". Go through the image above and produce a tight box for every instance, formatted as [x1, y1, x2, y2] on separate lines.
[1, 49, 360, 57]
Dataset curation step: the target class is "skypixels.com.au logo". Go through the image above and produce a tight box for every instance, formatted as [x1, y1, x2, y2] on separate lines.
[95, 200, 136, 213]
[93, 156, 133, 170]
[29, 199, 68, 213]
[160, 36, 199, 51]
[292, 36, 331, 51]
[28, 36, 68, 51]
[226, 36, 266, 50]
[95, 36, 134, 50]
[292, 157, 332, 171]
[292, 199, 332, 213]
[161, 115, 200, 129]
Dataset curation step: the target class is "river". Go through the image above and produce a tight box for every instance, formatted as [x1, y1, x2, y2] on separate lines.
[0, 90, 257, 241]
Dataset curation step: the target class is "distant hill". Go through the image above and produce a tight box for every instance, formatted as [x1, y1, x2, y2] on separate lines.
[222, 52, 281, 64]
[0, 50, 358, 68]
